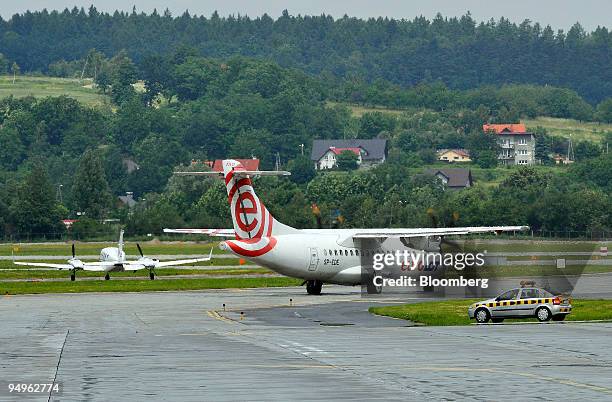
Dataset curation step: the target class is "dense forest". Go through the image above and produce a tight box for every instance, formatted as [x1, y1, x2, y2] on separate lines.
[0, 8, 611, 103]
[0, 9, 610, 240]
[0, 51, 610, 240]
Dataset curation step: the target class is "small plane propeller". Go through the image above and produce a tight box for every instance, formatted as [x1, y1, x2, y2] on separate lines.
[136, 243, 159, 268]
[68, 243, 84, 270]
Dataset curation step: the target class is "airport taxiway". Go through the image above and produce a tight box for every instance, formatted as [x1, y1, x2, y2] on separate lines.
[1, 287, 612, 401]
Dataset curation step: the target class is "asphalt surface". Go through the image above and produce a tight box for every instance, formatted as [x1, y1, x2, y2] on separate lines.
[1, 287, 612, 401]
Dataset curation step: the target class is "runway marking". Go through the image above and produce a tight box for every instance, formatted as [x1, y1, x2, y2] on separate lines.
[206, 310, 238, 324]
[398, 366, 612, 395]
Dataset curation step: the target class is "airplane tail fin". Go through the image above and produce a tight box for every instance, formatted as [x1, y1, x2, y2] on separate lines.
[118, 229, 125, 261]
[221, 160, 299, 239]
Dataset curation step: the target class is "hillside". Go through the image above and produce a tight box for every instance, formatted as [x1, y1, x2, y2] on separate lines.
[0, 10, 610, 103]
[524, 117, 612, 143]
[334, 102, 610, 143]
[0, 76, 109, 107]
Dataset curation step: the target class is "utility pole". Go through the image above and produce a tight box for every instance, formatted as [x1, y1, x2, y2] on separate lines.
[275, 152, 281, 171]
[299, 144, 305, 156]
[56, 184, 63, 204]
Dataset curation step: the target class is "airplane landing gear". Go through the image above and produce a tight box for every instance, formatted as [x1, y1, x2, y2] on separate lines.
[149, 271, 155, 280]
[70, 272, 76, 281]
[104, 273, 110, 281]
[306, 280, 323, 295]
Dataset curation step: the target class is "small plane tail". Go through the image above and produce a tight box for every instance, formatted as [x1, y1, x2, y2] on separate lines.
[118, 229, 125, 261]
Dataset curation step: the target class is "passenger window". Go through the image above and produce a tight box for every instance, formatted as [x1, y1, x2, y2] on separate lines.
[323, 249, 327, 256]
[520, 289, 538, 299]
[344, 250, 348, 256]
[350, 250, 354, 256]
[356, 250, 359, 256]
[497, 289, 519, 301]
[334, 250, 338, 256]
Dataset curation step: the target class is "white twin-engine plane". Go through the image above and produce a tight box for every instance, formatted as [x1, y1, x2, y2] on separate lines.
[166, 159, 528, 295]
[14, 230, 213, 281]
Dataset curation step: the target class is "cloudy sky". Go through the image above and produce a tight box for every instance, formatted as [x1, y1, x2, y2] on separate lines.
[2, 0, 610, 31]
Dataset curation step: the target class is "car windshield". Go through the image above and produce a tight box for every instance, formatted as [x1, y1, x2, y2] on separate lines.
[520, 288, 538, 299]
[497, 289, 519, 301]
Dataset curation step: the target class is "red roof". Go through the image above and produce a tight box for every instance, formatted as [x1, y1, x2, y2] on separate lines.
[483, 123, 528, 135]
[211, 159, 259, 172]
[328, 147, 361, 156]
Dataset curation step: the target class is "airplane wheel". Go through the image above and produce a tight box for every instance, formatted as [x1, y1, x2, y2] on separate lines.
[149, 272, 155, 280]
[70, 273, 76, 281]
[366, 277, 382, 294]
[105, 274, 110, 281]
[306, 280, 322, 295]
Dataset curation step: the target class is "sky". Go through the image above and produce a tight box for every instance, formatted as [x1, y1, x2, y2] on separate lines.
[2, 0, 611, 31]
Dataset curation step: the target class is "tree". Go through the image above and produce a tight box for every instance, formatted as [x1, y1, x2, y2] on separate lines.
[596, 99, 612, 123]
[574, 141, 601, 162]
[11, 62, 20, 84]
[10, 162, 64, 237]
[287, 156, 315, 184]
[468, 131, 500, 168]
[71, 149, 114, 219]
[336, 150, 359, 170]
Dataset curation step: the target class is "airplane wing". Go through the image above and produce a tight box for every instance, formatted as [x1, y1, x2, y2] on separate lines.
[153, 248, 214, 268]
[81, 262, 115, 272]
[163, 228, 235, 237]
[13, 262, 74, 270]
[174, 170, 290, 177]
[120, 262, 147, 271]
[122, 249, 213, 269]
[339, 226, 529, 246]
[350, 226, 529, 238]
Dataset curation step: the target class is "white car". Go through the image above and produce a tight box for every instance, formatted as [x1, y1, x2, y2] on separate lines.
[468, 287, 572, 323]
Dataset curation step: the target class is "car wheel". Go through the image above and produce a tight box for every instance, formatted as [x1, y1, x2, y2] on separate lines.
[552, 315, 566, 321]
[536, 307, 552, 322]
[475, 308, 490, 324]
[492, 318, 504, 323]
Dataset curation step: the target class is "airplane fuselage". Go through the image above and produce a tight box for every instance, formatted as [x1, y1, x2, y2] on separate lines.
[221, 232, 441, 285]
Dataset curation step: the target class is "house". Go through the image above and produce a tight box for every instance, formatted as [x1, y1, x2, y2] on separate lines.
[118, 192, 137, 209]
[437, 149, 471, 163]
[552, 154, 574, 165]
[425, 168, 473, 190]
[311, 139, 387, 170]
[483, 123, 536, 166]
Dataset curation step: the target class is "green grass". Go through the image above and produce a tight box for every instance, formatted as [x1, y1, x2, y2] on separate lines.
[0, 259, 251, 270]
[0, 241, 224, 256]
[0, 75, 110, 107]
[0, 276, 300, 295]
[468, 241, 606, 253]
[369, 299, 612, 326]
[327, 101, 407, 117]
[0, 267, 273, 280]
[525, 116, 612, 143]
[478, 264, 612, 277]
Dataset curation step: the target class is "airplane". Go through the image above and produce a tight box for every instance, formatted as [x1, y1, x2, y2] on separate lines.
[165, 159, 528, 295]
[13, 230, 213, 281]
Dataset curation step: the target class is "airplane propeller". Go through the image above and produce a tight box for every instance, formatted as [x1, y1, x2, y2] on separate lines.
[67, 243, 84, 270]
[136, 243, 159, 268]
